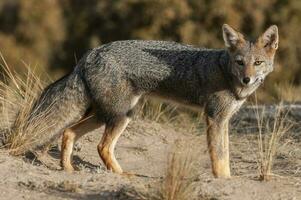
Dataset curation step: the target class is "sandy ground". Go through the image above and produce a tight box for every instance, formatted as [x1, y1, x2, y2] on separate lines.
[0, 119, 300, 200]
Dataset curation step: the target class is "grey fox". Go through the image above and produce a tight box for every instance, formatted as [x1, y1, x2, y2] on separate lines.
[29, 24, 278, 178]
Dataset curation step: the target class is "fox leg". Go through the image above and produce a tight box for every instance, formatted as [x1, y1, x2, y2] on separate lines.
[98, 116, 130, 174]
[223, 122, 230, 175]
[61, 129, 77, 172]
[61, 115, 102, 172]
[206, 116, 230, 178]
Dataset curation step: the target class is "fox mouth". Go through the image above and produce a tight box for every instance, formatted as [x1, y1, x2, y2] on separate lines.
[256, 77, 264, 84]
[252, 77, 264, 86]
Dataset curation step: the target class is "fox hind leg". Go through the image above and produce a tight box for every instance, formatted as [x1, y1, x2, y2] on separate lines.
[98, 116, 130, 174]
[61, 115, 103, 172]
[61, 128, 76, 172]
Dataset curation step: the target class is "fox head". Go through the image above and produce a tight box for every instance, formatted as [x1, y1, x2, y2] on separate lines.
[222, 24, 278, 92]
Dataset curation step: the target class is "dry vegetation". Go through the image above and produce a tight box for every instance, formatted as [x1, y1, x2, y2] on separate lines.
[273, 82, 301, 102]
[140, 98, 204, 134]
[140, 99, 179, 124]
[0, 55, 53, 155]
[126, 141, 198, 200]
[254, 100, 293, 181]
[160, 142, 197, 200]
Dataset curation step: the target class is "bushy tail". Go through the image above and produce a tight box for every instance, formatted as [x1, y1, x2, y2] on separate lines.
[0, 58, 91, 155]
[27, 71, 91, 150]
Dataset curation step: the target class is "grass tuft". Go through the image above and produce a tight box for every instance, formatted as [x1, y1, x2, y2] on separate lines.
[126, 140, 197, 200]
[160, 144, 197, 200]
[0, 54, 53, 155]
[254, 97, 293, 181]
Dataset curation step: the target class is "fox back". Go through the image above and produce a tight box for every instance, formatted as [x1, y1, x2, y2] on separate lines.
[82, 40, 229, 107]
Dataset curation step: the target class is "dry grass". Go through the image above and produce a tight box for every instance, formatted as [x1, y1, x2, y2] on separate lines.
[160, 143, 197, 200]
[126, 141, 198, 200]
[140, 98, 204, 134]
[254, 98, 293, 181]
[140, 99, 179, 124]
[251, 81, 301, 103]
[272, 82, 301, 102]
[0, 54, 54, 155]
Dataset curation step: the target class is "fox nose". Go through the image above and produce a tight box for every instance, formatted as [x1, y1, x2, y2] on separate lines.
[242, 77, 250, 85]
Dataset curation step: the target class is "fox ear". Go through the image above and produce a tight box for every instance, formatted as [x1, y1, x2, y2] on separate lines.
[222, 24, 245, 50]
[258, 25, 279, 51]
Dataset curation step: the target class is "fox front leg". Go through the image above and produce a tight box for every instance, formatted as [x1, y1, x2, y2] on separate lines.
[206, 116, 231, 178]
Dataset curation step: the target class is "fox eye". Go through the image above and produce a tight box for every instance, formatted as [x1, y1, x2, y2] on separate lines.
[254, 61, 263, 66]
[235, 60, 244, 66]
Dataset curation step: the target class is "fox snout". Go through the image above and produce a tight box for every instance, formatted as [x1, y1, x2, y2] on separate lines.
[239, 65, 257, 86]
[240, 69, 265, 86]
[242, 77, 251, 85]
[241, 76, 263, 86]
[241, 76, 254, 86]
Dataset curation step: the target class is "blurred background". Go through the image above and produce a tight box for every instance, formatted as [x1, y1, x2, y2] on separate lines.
[0, 0, 301, 102]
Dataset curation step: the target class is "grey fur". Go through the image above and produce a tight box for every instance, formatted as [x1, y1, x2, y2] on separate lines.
[33, 40, 237, 145]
